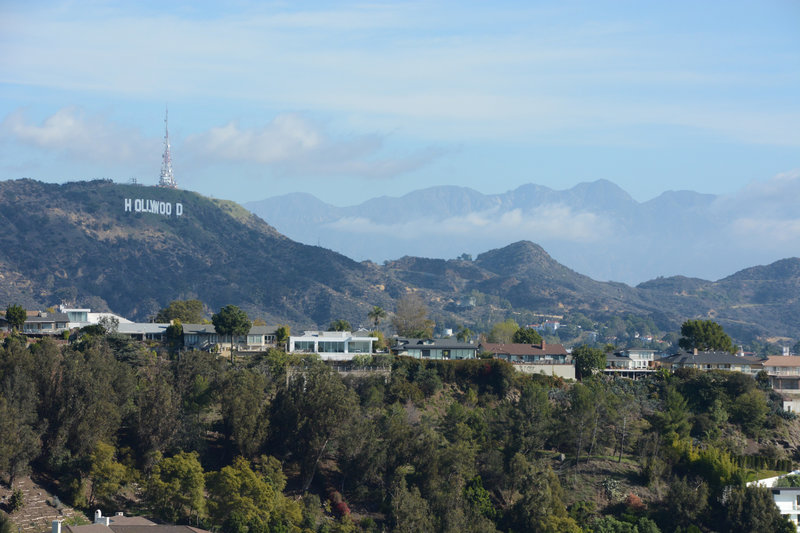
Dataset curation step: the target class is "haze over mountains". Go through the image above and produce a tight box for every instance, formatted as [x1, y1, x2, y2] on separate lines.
[245, 176, 800, 285]
[2, 179, 799, 344]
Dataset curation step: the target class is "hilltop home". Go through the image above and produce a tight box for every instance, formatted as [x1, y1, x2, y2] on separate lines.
[480, 340, 574, 379]
[394, 338, 478, 360]
[762, 356, 800, 412]
[0, 310, 70, 335]
[288, 330, 377, 361]
[748, 471, 800, 531]
[604, 348, 659, 379]
[183, 324, 277, 352]
[658, 349, 763, 375]
[116, 322, 170, 341]
[55, 510, 210, 533]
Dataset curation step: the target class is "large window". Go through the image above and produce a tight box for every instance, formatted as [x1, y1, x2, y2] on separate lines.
[349, 341, 371, 354]
[319, 341, 345, 353]
[295, 341, 316, 352]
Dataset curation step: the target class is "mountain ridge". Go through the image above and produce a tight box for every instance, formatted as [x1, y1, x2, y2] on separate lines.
[244, 179, 792, 285]
[2, 179, 799, 343]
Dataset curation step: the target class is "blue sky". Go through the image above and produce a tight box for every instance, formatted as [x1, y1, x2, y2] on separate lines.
[1, 1, 798, 206]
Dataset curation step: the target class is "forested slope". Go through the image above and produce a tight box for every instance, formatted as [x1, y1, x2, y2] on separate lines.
[0, 334, 797, 532]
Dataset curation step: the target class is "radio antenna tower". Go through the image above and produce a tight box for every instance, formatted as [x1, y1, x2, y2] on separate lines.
[158, 106, 177, 188]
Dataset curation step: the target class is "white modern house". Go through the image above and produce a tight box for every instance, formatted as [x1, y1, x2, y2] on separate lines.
[748, 470, 800, 531]
[288, 331, 377, 361]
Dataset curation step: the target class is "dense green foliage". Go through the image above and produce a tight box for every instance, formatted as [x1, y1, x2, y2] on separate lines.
[572, 345, 606, 379]
[212, 305, 252, 344]
[156, 299, 205, 323]
[511, 327, 543, 345]
[391, 294, 434, 338]
[4, 304, 26, 332]
[0, 332, 796, 532]
[679, 319, 736, 353]
[328, 319, 352, 332]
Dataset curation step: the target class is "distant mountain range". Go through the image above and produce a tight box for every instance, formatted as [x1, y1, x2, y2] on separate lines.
[245, 179, 796, 285]
[1, 179, 798, 344]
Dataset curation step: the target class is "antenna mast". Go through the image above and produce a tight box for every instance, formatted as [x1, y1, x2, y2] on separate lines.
[158, 106, 177, 188]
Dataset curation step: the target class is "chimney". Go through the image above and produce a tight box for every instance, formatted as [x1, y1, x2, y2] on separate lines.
[693, 348, 698, 355]
[541, 339, 546, 351]
[94, 510, 109, 526]
[52, 521, 62, 533]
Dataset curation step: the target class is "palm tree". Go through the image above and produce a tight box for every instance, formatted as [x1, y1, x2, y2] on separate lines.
[368, 306, 387, 328]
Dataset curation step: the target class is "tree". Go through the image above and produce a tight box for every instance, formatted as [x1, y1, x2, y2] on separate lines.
[97, 315, 119, 334]
[156, 299, 205, 323]
[456, 327, 473, 342]
[88, 442, 126, 508]
[269, 362, 359, 491]
[488, 319, 519, 344]
[367, 306, 387, 328]
[390, 468, 434, 533]
[212, 305, 251, 350]
[4, 304, 26, 332]
[328, 319, 352, 332]
[512, 327, 543, 345]
[721, 485, 795, 533]
[0, 512, 14, 533]
[147, 451, 206, 524]
[165, 319, 184, 354]
[679, 319, 735, 353]
[220, 369, 270, 458]
[653, 387, 691, 441]
[274, 325, 290, 349]
[572, 345, 605, 379]
[391, 294, 434, 338]
[206, 456, 301, 533]
[666, 477, 708, 529]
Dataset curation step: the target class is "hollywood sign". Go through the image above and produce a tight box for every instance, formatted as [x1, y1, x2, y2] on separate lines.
[124, 198, 183, 216]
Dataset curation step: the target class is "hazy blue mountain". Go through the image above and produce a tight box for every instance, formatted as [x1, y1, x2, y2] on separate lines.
[244, 180, 766, 285]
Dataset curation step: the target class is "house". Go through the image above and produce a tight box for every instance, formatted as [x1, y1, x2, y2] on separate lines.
[288, 330, 378, 361]
[116, 322, 170, 341]
[763, 356, 800, 388]
[0, 310, 71, 335]
[604, 348, 658, 379]
[394, 338, 477, 361]
[762, 356, 800, 412]
[748, 471, 800, 531]
[480, 340, 574, 379]
[658, 349, 764, 375]
[56, 510, 210, 533]
[531, 320, 560, 333]
[182, 324, 277, 352]
[58, 306, 133, 329]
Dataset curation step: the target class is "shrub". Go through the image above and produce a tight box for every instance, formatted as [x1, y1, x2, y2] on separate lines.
[8, 490, 23, 512]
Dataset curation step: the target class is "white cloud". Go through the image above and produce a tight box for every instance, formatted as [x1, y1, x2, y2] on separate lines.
[2, 3, 797, 145]
[184, 113, 443, 178]
[326, 205, 611, 243]
[718, 169, 800, 217]
[0, 107, 157, 163]
[716, 170, 800, 249]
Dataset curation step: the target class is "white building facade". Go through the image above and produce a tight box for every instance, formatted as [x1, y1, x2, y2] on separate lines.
[288, 331, 377, 361]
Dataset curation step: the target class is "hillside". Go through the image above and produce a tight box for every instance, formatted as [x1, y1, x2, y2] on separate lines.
[1, 179, 799, 342]
[0, 179, 388, 325]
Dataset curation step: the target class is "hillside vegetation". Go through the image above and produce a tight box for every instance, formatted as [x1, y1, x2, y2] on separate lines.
[0, 333, 797, 532]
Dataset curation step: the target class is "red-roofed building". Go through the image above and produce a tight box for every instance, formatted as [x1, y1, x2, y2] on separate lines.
[479, 340, 574, 379]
